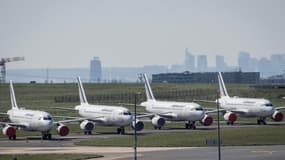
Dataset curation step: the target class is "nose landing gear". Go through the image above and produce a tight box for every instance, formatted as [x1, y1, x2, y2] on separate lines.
[185, 121, 196, 130]
[42, 132, 52, 140]
[117, 126, 125, 134]
[257, 117, 267, 125]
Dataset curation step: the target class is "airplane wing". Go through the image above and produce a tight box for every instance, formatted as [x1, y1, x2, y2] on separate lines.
[119, 103, 144, 107]
[205, 108, 226, 114]
[54, 116, 105, 124]
[228, 109, 248, 115]
[54, 117, 88, 124]
[193, 99, 217, 103]
[159, 112, 178, 119]
[136, 112, 174, 119]
[136, 113, 156, 118]
[0, 112, 8, 116]
[0, 122, 27, 128]
[51, 107, 77, 111]
[275, 107, 285, 111]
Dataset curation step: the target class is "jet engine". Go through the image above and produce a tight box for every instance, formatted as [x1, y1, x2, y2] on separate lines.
[223, 112, 237, 122]
[80, 120, 95, 131]
[131, 119, 144, 131]
[200, 114, 213, 126]
[151, 116, 165, 128]
[57, 124, 69, 136]
[2, 126, 16, 137]
[272, 111, 283, 122]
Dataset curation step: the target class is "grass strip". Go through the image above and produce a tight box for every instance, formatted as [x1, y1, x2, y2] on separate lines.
[75, 126, 285, 147]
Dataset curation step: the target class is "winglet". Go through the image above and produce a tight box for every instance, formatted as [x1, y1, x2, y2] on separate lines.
[9, 80, 18, 109]
[77, 77, 88, 104]
[217, 72, 229, 97]
[142, 74, 156, 101]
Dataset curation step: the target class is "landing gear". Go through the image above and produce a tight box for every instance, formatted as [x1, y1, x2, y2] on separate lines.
[185, 121, 196, 130]
[226, 121, 234, 125]
[9, 135, 16, 140]
[84, 131, 92, 135]
[154, 126, 162, 130]
[42, 133, 52, 140]
[257, 118, 267, 125]
[117, 127, 125, 135]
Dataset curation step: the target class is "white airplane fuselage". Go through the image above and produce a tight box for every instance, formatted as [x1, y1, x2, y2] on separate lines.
[219, 97, 275, 117]
[140, 100, 205, 121]
[75, 104, 133, 126]
[7, 108, 53, 132]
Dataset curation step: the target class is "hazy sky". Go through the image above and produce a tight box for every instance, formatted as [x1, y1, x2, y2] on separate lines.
[1, 0, 285, 69]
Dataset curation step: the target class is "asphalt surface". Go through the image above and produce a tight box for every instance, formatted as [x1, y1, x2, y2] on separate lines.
[0, 146, 285, 160]
[136, 145, 285, 160]
[0, 122, 284, 160]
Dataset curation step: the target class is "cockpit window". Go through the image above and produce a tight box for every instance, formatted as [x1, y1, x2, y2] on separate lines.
[265, 103, 273, 107]
[43, 116, 52, 120]
[123, 112, 131, 115]
[195, 108, 204, 111]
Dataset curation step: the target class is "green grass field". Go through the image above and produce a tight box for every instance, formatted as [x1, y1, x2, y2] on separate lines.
[76, 125, 285, 147]
[0, 154, 103, 160]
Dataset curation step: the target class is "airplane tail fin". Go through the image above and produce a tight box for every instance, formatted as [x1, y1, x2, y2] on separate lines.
[217, 72, 229, 97]
[9, 80, 18, 109]
[142, 74, 156, 101]
[77, 77, 88, 104]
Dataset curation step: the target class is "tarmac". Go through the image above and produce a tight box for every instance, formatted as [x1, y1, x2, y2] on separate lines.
[0, 123, 285, 160]
[1, 146, 285, 160]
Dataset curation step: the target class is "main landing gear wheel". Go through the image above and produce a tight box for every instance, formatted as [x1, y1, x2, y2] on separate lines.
[9, 135, 16, 140]
[42, 133, 52, 140]
[226, 121, 234, 125]
[117, 127, 125, 135]
[84, 131, 92, 135]
[154, 126, 162, 130]
[185, 121, 196, 130]
[257, 119, 267, 125]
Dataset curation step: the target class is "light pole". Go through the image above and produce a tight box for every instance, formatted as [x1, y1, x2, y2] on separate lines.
[134, 92, 140, 160]
[217, 91, 221, 160]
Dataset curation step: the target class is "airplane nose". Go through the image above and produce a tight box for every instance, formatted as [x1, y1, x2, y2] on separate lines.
[269, 107, 275, 113]
[197, 111, 206, 119]
[127, 115, 133, 122]
[46, 120, 54, 129]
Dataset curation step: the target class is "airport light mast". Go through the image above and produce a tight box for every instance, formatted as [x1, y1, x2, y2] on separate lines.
[0, 57, 24, 83]
[217, 91, 221, 160]
[134, 92, 141, 160]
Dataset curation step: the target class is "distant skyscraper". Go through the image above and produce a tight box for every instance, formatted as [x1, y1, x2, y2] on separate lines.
[249, 58, 258, 72]
[90, 57, 102, 82]
[216, 55, 226, 71]
[197, 55, 207, 72]
[258, 57, 272, 77]
[184, 48, 195, 71]
[270, 54, 284, 75]
[238, 51, 250, 71]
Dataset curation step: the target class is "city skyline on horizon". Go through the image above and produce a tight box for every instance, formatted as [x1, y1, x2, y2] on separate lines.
[6, 50, 284, 83]
[1, 0, 285, 69]
[4, 50, 285, 69]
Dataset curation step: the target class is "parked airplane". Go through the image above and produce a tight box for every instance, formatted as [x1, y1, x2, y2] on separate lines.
[55, 77, 144, 135]
[217, 72, 285, 125]
[139, 74, 213, 130]
[0, 81, 69, 140]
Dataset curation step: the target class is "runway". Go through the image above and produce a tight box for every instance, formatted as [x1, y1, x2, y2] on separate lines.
[0, 123, 284, 160]
[0, 145, 285, 160]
